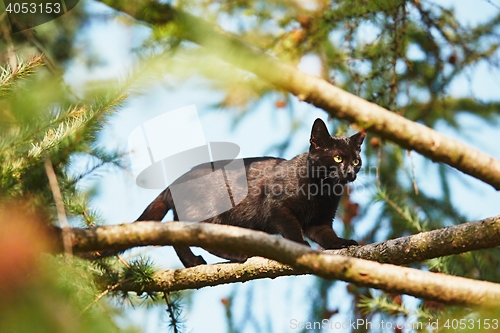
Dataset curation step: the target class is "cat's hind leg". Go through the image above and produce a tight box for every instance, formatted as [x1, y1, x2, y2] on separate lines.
[171, 210, 207, 267]
[173, 246, 207, 267]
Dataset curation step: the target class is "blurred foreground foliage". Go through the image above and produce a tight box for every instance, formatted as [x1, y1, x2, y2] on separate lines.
[0, 206, 137, 333]
[0, 33, 184, 333]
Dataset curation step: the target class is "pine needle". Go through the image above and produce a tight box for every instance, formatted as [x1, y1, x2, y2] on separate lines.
[0, 54, 44, 97]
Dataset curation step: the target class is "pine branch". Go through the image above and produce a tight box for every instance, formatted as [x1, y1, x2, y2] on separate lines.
[163, 292, 184, 333]
[51, 216, 500, 306]
[26, 94, 126, 161]
[97, 0, 500, 189]
[376, 188, 426, 233]
[0, 54, 44, 97]
[358, 292, 436, 322]
[1, 94, 127, 190]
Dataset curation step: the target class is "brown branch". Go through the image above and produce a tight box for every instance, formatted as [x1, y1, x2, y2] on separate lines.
[53, 216, 500, 307]
[44, 155, 72, 255]
[66, 215, 500, 264]
[0, 12, 17, 72]
[118, 216, 500, 294]
[332, 215, 500, 264]
[97, 0, 500, 190]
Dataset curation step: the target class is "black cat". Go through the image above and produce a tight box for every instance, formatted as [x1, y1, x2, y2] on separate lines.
[136, 118, 365, 267]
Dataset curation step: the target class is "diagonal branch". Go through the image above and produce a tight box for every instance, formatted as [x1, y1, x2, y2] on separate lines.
[97, 0, 500, 190]
[53, 216, 500, 306]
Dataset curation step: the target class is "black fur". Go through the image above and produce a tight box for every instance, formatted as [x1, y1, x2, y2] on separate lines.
[137, 118, 365, 267]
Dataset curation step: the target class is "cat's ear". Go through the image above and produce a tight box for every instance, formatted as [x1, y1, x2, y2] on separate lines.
[310, 118, 331, 149]
[350, 131, 366, 149]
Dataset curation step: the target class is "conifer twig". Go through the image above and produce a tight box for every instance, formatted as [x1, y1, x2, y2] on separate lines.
[377, 188, 424, 232]
[44, 155, 72, 255]
[164, 292, 180, 333]
[81, 282, 121, 314]
[117, 254, 131, 268]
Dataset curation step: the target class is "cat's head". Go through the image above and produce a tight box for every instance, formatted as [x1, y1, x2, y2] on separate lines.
[308, 118, 365, 184]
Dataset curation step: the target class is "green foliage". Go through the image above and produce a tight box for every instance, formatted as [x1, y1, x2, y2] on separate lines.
[375, 187, 427, 233]
[436, 305, 500, 333]
[0, 255, 138, 333]
[164, 292, 186, 333]
[122, 257, 158, 292]
[358, 291, 437, 322]
[0, 55, 45, 97]
[358, 291, 500, 333]
[427, 248, 500, 283]
[0, 54, 134, 330]
[0, 55, 127, 220]
[2, 0, 500, 332]
[93, 256, 159, 304]
[93, 256, 190, 332]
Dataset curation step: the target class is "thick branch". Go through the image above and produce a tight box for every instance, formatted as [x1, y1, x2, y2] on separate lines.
[56, 216, 500, 306]
[115, 216, 500, 294]
[333, 215, 500, 264]
[97, 0, 500, 189]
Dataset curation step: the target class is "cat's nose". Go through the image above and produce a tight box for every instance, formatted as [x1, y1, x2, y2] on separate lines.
[346, 167, 356, 181]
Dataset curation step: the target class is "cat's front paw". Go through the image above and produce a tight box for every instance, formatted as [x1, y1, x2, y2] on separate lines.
[325, 238, 358, 249]
[340, 239, 358, 248]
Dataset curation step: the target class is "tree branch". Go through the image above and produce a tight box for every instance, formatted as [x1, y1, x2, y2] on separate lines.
[54, 216, 500, 306]
[332, 215, 500, 264]
[116, 216, 500, 295]
[97, 0, 500, 190]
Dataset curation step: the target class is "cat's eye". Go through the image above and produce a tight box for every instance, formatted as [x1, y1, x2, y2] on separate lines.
[353, 159, 360, 166]
[333, 155, 343, 163]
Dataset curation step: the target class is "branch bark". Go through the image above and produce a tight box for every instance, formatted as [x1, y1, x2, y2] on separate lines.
[97, 0, 500, 189]
[115, 216, 500, 295]
[55, 216, 500, 307]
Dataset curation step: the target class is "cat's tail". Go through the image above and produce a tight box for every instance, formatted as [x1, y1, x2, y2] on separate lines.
[136, 188, 174, 221]
[81, 188, 174, 260]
